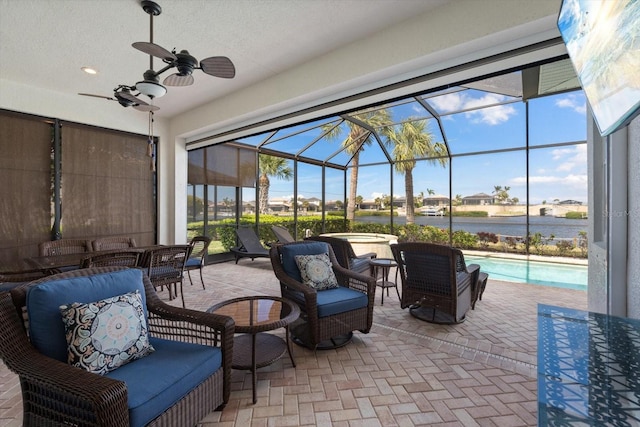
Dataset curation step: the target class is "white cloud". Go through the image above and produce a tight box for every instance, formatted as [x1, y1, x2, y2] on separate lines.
[553, 144, 587, 172]
[555, 94, 587, 115]
[429, 92, 517, 125]
[429, 93, 464, 112]
[466, 104, 517, 125]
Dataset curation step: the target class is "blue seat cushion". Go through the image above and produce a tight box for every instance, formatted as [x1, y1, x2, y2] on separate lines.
[106, 337, 222, 427]
[185, 258, 201, 268]
[281, 242, 330, 282]
[315, 286, 368, 318]
[26, 269, 147, 362]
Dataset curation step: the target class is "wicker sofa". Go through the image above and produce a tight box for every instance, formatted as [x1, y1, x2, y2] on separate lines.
[0, 266, 234, 427]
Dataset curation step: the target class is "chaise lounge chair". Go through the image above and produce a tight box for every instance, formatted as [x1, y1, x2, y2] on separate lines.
[230, 228, 269, 264]
[271, 225, 296, 243]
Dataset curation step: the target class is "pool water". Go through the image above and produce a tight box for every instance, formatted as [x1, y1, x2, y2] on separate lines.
[465, 255, 587, 291]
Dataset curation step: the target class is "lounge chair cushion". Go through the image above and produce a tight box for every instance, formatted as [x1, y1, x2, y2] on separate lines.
[26, 269, 147, 362]
[105, 337, 222, 427]
[281, 241, 330, 282]
[59, 290, 155, 375]
[295, 253, 339, 290]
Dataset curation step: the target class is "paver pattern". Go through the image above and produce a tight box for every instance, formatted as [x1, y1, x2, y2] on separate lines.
[0, 258, 587, 426]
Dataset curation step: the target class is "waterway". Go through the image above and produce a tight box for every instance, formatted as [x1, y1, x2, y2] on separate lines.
[357, 215, 588, 239]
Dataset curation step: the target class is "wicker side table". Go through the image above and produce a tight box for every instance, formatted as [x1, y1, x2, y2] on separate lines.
[369, 258, 400, 305]
[208, 296, 300, 403]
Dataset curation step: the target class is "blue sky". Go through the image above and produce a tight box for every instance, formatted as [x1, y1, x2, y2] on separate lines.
[251, 88, 588, 206]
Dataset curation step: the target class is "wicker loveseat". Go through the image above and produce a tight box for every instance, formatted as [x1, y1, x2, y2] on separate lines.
[0, 266, 234, 427]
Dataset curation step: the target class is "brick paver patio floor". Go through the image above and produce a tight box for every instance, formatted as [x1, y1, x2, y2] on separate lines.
[0, 257, 587, 426]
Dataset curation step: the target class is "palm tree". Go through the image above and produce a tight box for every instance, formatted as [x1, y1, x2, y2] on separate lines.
[258, 154, 293, 214]
[386, 119, 447, 224]
[322, 108, 392, 221]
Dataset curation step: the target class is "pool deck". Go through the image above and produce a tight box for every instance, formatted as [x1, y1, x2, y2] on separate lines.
[0, 259, 588, 426]
[464, 249, 588, 266]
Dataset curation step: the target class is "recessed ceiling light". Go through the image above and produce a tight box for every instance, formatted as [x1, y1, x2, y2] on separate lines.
[81, 67, 98, 75]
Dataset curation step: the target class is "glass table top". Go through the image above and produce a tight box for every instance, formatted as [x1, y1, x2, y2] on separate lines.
[537, 304, 640, 426]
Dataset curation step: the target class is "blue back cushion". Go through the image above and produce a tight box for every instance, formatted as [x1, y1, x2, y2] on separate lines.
[26, 269, 147, 362]
[281, 242, 330, 282]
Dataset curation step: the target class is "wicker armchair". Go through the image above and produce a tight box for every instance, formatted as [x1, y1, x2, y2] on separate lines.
[270, 241, 376, 350]
[305, 235, 376, 275]
[0, 266, 234, 427]
[391, 242, 480, 324]
[39, 239, 92, 256]
[91, 236, 137, 251]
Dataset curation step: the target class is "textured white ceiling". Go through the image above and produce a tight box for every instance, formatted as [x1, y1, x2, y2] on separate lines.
[0, 0, 447, 118]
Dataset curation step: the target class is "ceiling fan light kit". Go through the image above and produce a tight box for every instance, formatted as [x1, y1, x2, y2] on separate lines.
[79, 0, 235, 112]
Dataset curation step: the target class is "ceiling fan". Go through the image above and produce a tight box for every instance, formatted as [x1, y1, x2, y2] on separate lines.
[79, 85, 159, 112]
[79, 0, 235, 111]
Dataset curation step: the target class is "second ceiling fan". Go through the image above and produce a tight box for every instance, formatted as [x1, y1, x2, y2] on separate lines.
[80, 0, 235, 111]
[132, 0, 236, 100]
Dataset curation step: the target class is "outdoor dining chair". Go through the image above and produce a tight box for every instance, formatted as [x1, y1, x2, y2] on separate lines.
[39, 239, 92, 256]
[80, 250, 142, 268]
[142, 245, 191, 308]
[185, 235, 212, 289]
[91, 236, 137, 251]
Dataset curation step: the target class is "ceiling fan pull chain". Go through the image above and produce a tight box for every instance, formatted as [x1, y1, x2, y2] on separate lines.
[148, 111, 155, 173]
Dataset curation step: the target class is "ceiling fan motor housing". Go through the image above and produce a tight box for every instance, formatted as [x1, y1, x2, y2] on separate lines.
[175, 50, 197, 76]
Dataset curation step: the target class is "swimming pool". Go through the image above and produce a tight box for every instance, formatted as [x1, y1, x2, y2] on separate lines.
[465, 255, 587, 291]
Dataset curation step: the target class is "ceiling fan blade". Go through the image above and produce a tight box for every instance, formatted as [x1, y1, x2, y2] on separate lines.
[133, 104, 160, 112]
[200, 56, 236, 79]
[163, 73, 195, 87]
[78, 93, 114, 100]
[117, 90, 148, 105]
[132, 41, 177, 61]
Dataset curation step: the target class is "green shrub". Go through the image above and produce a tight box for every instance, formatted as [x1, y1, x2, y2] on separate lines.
[565, 211, 587, 219]
[451, 211, 488, 217]
[452, 230, 478, 249]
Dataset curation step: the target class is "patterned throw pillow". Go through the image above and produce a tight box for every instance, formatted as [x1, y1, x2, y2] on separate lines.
[59, 291, 155, 375]
[294, 253, 339, 290]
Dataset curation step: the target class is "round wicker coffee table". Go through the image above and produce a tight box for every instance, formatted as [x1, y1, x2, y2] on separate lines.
[207, 296, 300, 404]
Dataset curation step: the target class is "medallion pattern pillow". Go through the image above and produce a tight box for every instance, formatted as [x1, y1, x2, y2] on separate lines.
[59, 291, 155, 375]
[295, 253, 339, 290]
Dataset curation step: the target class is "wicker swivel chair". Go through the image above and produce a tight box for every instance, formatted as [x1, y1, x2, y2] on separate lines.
[39, 239, 92, 256]
[270, 241, 376, 350]
[391, 242, 480, 324]
[91, 236, 137, 251]
[185, 236, 212, 289]
[305, 235, 376, 275]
